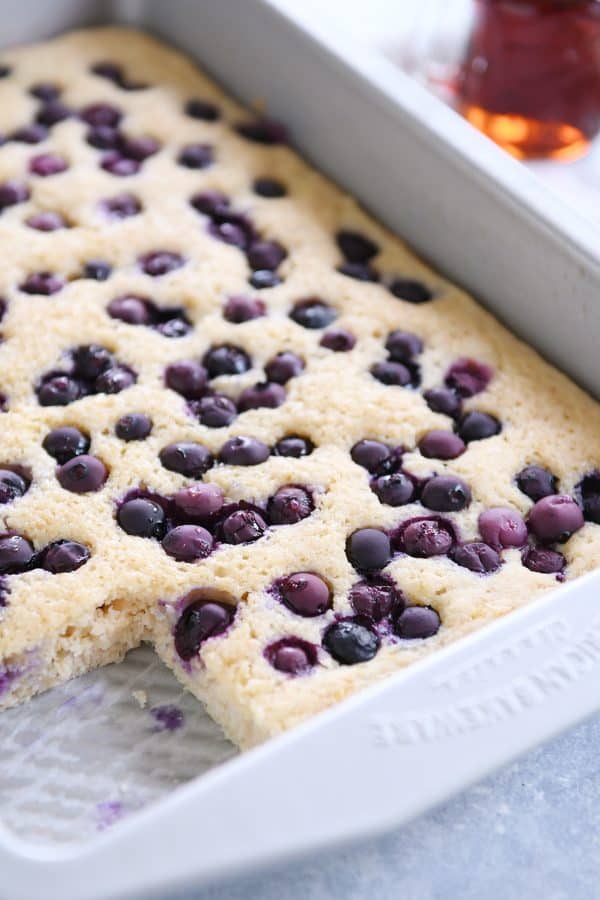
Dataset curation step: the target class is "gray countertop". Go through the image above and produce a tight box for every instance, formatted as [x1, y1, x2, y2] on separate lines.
[182, 712, 600, 900]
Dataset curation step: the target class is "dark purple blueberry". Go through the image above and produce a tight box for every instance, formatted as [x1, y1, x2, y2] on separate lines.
[349, 579, 403, 621]
[517, 465, 558, 502]
[323, 619, 379, 664]
[103, 192, 141, 219]
[193, 394, 238, 428]
[337, 262, 380, 282]
[26, 211, 67, 231]
[115, 413, 152, 441]
[221, 509, 267, 544]
[87, 125, 121, 149]
[165, 360, 208, 399]
[117, 497, 166, 538]
[38, 375, 82, 406]
[522, 546, 566, 575]
[57, 454, 108, 493]
[174, 483, 224, 519]
[203, 344, 251, 378]
[90, 61, 123, 82]
[20, 272, 65, 295]
[385, 330, 423, 363]
[346, 528, 392, 571]
[458, 411, 501, 442]
[371, 361, 412, 387]
[162, 524, 213, 562]
[264, 351, 304, 384]
[247, 240, 286, 271]
[249, 270, 282, 289]
[279, 572, 331, 617]
[95, 365, 136, 394]
[119, 135, 160, 161]
[101, 152, 140, 176]
[238, 381, 286, 411]
[178, 142, 213, 168]
[236, 118, 288, 145]
[449, 541, 501, 574]
[389, 278, 433, 303]
[320, 328, 356, 352]
[395, 606, 441, 639]
[424, 387, 462, 418]
[156, 317, 192, 339]
[253, 177, 286, 198]
[73, 344, 114, 380]
[336, 230, 379, 263]
[185, 99, 220, 121]
[108, 294, 151, 325]
[273, 435, 314, 458]
[419, 430, 466, 460]
[209, 219, 250, 249]
[350, 439, 395, 475]
[218, 436, 270, 466]
[36, 100, 71, 126]
[0, 470, 28, 504]
[174, 599, 234, 660]
[42, 540, 90, 573]
[421, 475, 471, 513]
[290, 298, 337, 330]
[83, 260, 111, 281]
[30, 82, 60, 101]
[29, 153, 68, 177]
[478, 507, 528, 549]
[265, 637, 317, 675]
[0, 534, 35, 574]
[0, 65, 10, 78]
[372, 472, 415, 507]
[576, 472, 600, 524]
[43, 426, 90, 463]
[267, 485, 313, 525]
[398, 517, 454, 558]
[223, 295, 265, 323]
[0, 298, 6, 322]
[80, 102, 122, 127]
[11, 124, 48, 144]
[190, 190, 230, 216]
[139, 251, 184, 277]
[528, 495, 584, 544]
[159, 442, 213, 478]
[445, 357, 493, 398]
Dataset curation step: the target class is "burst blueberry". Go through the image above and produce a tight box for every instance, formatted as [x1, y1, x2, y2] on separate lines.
[267, 486, 313, 525]
[349, 578, 403, 621]
[445, 358, 493, 398]
[478, 507, 528, 549]
[42, 540, 90, 573]
[522, 546, 566, 575]
[73, 344, 114, 380]
[449, 541, 501, 574]
[221, 508, 267, 544]
[0, 470, 29, 505]
[174, 599, 234, 661]
[398, 517, 454, 558]
[94, 366, 136, 394]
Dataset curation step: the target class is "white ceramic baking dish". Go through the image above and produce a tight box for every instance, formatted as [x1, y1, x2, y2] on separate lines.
[2, 1, 600, 898]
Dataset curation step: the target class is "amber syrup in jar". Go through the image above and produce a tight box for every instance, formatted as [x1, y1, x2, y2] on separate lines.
[458, 0, 600, 159]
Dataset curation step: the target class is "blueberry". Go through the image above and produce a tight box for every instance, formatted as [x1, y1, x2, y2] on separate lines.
[218, 436, 270, 466]
[265, 637, 317, 674]
[249, 271, 282, 289]
[162, 525, 213, 561]
[424, 387, 462, 418]
[0, 534, 35, 573]
[478, 507, 528, 549]
[203, 344, 251, 378]
[0, 65, 10, 78]
[371, 472, 415, 507]
[267, 485, 313, 525]
[458, 411, 501, 442]
[247, 240, 286, 271]
[336, 230, 379, 263]
[208, 220, 249, 249]
[273, 435, 314, 458]
[94, 366, 136, 394]
[36, 100, 71, 126]
[115, 413, 152, 441]
[118, 497, 166, 538]
[119, 135, 160, 161]
[178, 143, 213, 169]
[174, 599, 234, 661]
[103, 193, 141, 219]
[38, 375, 82, 406]
[528, 495, 584, 544]
[185, 99, 220, 121]
[320, 328, 356, 352]
[42, 540, 90, 573]
[516, 465, 558, 502]
[193, 394, 238, 428]
[43, 426, 90, 463]
[165, 360, 208, 399]
[108, 295, 152, 325]
[20, 272, 65, 295]
[449, 541, 501, 574]
[190, 190, 230, 216]
[522, 546, 566, 575]
[445, 357, 493, 398]
[264, 351, 304, 384]
[237, 381, 286, 411]
[11, 124, 48, 144]
[87, 125, 121, 149]
[323, 619, 379, 664]
[30, 83, 61, 102]
[73, 344, 116, 380]
[389, 278, 433, 303]
[253, 177, 286, 198]
[421, 475, 471, 512]
[174, 483, 224, 519]
[279, 572, 331, 617]
[83, 260, 111, 281]
[576, 471, 600, 524]
[350, 439, 395, 475]
[139, 251, 184, 276]
[395, 606, 441, 639]
[223, 295, 265, 323]
[419, 430, 465, 460]
[101, 152, 140, 176]
[371, 360, 414, 387]
[221, 509, 267, 544]
[338, 261, 380, 282]
[346, 528, 392, 571]
[236, 118, 288, 144]
[290, 298, 337, 329]
[80, 103, 122, 127]
[26, 211, 67, 231]
[385, 330, 423, 363]
[398, 517, 454, 558]
[29, 153, 68, 176]
[349, 579, 403, 621]
[57, 454, 108, 493]
[156, 313, 192, 339]
[159, 442, 213, 478]
[0, 470, 28, 504]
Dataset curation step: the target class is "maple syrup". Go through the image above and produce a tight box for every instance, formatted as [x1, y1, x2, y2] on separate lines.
[458, 0, 600, 160]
